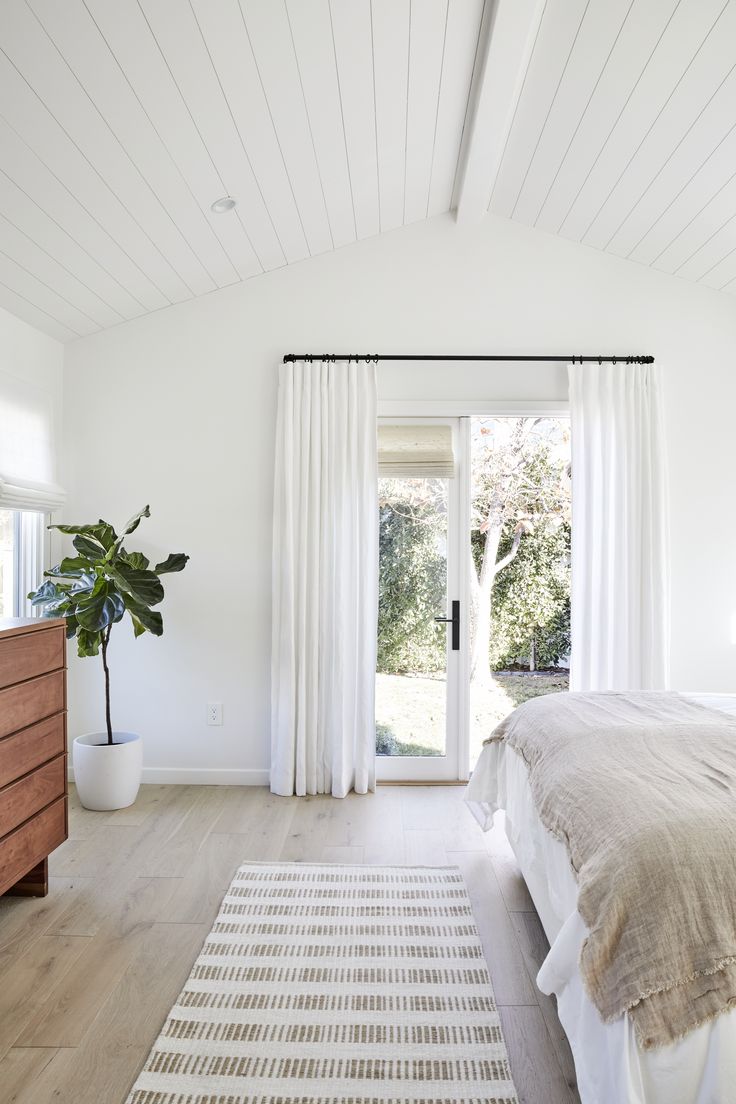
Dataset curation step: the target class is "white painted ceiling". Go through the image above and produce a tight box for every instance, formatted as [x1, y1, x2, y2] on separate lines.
[0, 0, 484, 341]
[486, 0, 736, 299]
[0, 0, 735, 343]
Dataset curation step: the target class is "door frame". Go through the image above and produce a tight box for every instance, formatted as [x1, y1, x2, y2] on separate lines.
[377, 399, 569, 783]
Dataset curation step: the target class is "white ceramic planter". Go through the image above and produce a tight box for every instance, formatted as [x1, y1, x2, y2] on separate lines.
[73, 732, 143, 811]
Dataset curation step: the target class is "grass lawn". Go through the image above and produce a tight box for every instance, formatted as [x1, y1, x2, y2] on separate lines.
[376, 670, 569, 767]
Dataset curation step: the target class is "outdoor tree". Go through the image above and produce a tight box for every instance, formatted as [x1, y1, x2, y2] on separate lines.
[377, 478, 446, 673]
[469, 418, 570, 682]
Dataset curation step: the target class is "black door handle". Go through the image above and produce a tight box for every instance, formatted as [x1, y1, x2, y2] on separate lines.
[434, 599, 460, 651]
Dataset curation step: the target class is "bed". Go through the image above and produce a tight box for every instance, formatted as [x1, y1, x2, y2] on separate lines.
[465, 691, 736, 1104]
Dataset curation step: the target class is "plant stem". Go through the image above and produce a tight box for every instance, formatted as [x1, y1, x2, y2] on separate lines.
[101, 626, 113, 745]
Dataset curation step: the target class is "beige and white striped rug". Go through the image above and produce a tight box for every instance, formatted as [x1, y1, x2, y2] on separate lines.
[126, 862, 518, 1104]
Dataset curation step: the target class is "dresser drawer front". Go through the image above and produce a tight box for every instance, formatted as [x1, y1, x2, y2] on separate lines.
[0, 796, 66, 897]
[0, 671, 65, 741]
[0, 714, 66, 790]
[0, 755, 66, 838]
[0, 626, 65, 691]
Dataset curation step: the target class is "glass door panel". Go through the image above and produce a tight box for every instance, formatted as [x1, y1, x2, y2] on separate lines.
[376, 476, 449, 762]
[375, 417, 463, 783]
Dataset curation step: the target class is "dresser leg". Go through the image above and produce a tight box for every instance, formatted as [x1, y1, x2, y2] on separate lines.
[3, 858, 48, 897]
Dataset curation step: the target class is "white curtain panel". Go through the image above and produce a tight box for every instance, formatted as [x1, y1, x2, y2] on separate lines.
[271, 359, 378, 798]
[569, 362, 670, 691]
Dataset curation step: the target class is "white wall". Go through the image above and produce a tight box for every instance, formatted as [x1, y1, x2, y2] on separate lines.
[62, 212, 736, 781]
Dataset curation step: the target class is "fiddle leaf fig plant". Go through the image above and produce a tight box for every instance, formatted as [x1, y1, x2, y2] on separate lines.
[28, 506, 189, 745]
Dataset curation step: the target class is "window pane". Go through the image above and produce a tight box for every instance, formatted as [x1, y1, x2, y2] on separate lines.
[0, 509, 15, 618]
[376, 477, 448, 758]
[468, 417, 571, 771]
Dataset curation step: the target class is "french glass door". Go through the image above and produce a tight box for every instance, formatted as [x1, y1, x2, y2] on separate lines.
[375, 418, 467, 782]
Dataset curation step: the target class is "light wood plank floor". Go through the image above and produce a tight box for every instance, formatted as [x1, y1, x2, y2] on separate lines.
[0, 784, 581, 1104]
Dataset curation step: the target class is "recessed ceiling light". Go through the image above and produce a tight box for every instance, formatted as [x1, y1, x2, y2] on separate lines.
[210, 196, 237, 214]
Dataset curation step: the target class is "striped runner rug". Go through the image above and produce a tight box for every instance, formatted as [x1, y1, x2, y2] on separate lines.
[126, 862, 518, 1104]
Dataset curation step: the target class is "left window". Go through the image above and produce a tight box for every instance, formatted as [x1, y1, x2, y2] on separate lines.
[0, 508, 47, 618]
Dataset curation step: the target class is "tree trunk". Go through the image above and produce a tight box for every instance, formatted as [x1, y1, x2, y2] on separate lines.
[101, 627, 113, 745]
[470, 520, 527, 685]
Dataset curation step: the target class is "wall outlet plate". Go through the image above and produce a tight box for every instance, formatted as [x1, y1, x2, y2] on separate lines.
[207, 702, 223, 726]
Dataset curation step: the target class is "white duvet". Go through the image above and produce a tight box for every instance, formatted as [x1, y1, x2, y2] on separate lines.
[465, 692, 736, 1104]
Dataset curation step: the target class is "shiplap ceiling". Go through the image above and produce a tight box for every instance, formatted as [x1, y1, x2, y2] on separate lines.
[0, 0, 485, 340]
[2, 0, 736, 343]
[484, 0, 736, 299]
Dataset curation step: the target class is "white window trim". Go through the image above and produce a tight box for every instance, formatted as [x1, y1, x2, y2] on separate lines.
[378, 399, 569, 418]
[13, 510, 49, 618]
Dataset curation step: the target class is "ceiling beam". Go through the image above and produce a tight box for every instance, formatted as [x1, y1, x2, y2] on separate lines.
[453, 0, 546, 224]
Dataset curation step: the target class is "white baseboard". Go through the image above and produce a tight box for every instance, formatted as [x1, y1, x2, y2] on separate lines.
[67, 766, 270, 786]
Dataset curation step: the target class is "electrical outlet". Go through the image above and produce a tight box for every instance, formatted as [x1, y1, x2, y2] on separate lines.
[207, 702, 223, 726]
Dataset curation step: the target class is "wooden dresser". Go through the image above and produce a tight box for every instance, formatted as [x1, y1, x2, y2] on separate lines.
[0, 617, 67, 897]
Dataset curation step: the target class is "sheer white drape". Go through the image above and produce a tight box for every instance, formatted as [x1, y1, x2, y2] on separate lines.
[569, 362, 670, 691]
[271, 360, 378, 798]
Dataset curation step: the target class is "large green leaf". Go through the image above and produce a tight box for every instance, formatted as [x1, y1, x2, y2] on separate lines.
[77, 628, 101, 657]
[94, 521, 118, 551]
[52, 521, 108, 537]
[154, 552, 189, 574]
[76, 582, 125, 632]
[29, 579, 66, 606]
[70, 573, 96, 596]
[73, 533, 107, 562]
[118, 549, 150, 571]
[110, 562, 164, 607]
[46, 555, 94, 578]
[122, 505, 151, 536]
[125, 596, 163, 637]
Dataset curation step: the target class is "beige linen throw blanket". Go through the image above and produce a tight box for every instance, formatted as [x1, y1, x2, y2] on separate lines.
[488, 690, 736, 1049]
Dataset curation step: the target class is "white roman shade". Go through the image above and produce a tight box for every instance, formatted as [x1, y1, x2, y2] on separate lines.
[377, 424, 455, 478]
[0, 370, 65, 513]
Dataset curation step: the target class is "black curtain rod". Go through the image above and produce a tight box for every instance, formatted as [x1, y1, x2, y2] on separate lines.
[282, 353, 654, 365]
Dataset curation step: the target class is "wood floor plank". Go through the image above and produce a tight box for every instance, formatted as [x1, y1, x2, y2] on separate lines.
[155, 832, 253, 925]
[1, 1040, 146, 1104]
[404, 829, 448, 866]
[512, 909, 579, 1096]
[279, 793, 333, 861]
[136, 786, 229, 878]
[210, 783, 274, 833]
[499, 1005, 580, 1104]
[16, 875, 180, 1047]
[0, 935, 90, 1059]
[320, 844, 365, 863]
[0, 1047, 63, 1104]
[485, 812, 537, 912]
[327, 788, 405, 864]
[0, 875, 92, 971]
[103, 783, 178, 826]
[451, 849, 539, 1007]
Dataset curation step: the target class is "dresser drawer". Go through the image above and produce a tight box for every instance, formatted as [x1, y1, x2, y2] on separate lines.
[0, 626, 64, 691]
[0, 796, 66, 897]
[0, 755, 66, 838]
[0, 714, 66, 790]
[0, 670, 65, 741]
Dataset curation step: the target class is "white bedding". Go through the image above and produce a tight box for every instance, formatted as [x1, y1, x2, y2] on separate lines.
[465, 692, 736, 1104]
